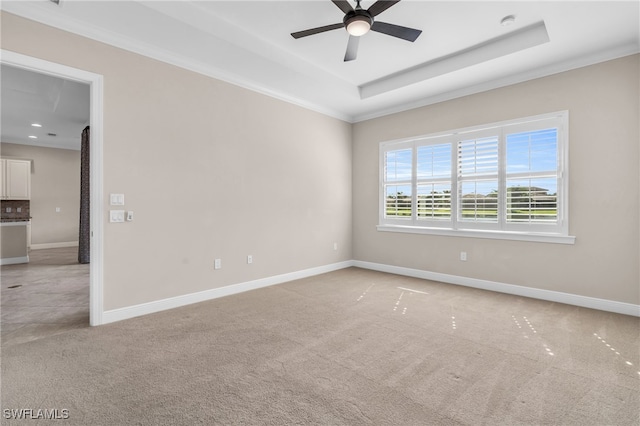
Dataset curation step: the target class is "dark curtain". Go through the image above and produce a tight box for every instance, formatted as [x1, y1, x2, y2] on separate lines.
[78, 126, 90, 264]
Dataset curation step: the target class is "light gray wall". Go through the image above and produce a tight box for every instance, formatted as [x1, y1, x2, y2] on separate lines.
[1, 143, 80, 246]
[353, 54, 639, 305]
[1, 12, 353, 311]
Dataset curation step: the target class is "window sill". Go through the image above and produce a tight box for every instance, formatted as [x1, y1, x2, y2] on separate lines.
[377, 225, 576, 245]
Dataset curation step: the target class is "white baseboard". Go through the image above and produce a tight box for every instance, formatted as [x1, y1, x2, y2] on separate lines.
[353, 260, 640, 317]
[102, 260, 355, 325]
[0, 255, 29, 265]
[31, 241, 79, 250]
[100, 258, 639, 325]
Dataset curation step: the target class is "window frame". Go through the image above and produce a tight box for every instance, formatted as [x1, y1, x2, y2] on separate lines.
[378, 111, 574, 244]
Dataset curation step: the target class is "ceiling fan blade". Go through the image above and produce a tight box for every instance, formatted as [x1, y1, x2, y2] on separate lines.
[291, 23, 344, 39]
[344, 35, 360, 61]
[331, 0, 354, 14]
[367, 0, 401, 17]
[371, 21, 422, 42]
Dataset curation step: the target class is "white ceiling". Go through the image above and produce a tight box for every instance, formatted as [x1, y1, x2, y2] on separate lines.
[1, 0, 638, 134]
[1, 64, 90, 150]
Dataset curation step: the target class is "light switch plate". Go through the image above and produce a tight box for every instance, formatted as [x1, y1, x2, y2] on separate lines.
[126, 211, 133, 221]
[109, 210, 125, 223]
[110, 193, 125, 206]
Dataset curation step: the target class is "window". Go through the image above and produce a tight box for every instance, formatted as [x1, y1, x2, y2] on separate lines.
[379, 111, 573, 244]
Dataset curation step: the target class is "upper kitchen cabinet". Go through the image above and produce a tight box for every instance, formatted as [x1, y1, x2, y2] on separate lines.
[1, 159, 31, 200]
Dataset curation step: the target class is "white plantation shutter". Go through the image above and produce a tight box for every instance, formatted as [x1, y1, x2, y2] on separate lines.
[385, 149, 412, 182]
[417, 143, 452, 222]
[379, 111, 568, 240]
[384, 149, 412, 219]
[505, 127, 558, 225]
[458, 136, 499, 176]
[457, 135, 499, 226]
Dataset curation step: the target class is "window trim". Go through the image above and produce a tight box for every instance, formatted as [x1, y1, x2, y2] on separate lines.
[378, 111, 575, 244]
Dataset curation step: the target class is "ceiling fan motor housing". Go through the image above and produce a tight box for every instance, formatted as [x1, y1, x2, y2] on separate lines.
[344, 9, 374, 35]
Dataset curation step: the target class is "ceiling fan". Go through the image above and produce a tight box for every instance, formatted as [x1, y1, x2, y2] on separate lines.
[291, 0, 422, 62]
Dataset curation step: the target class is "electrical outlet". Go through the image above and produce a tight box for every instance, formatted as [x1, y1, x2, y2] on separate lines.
[5, 207, 11, 213]
[214, 258, 222, 270]
[247, 255, 253, 264]
[333, 242, 338, 251]
[460, 251, 467, 261]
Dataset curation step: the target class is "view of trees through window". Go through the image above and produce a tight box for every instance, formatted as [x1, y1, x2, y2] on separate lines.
[385, 186, 557, 222]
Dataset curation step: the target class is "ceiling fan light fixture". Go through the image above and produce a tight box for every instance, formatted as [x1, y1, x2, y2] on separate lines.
[346, 17, 371, 36]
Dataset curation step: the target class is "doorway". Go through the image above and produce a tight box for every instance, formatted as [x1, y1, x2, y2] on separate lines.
[1, 50, 104, 326]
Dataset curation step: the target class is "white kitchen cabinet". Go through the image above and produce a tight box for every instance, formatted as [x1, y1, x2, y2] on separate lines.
[1, 159, 31, 200]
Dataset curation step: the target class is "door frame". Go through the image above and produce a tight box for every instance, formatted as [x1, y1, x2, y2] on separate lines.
[1, 50, 105, 325]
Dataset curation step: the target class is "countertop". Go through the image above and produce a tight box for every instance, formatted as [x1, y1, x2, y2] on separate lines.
[0, 218, 31, 225]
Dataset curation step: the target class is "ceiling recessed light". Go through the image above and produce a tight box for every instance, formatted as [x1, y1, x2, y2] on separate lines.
[501, 15, 516, 26]
[31, 123, 42, 127]
[28, 135, 38, 139]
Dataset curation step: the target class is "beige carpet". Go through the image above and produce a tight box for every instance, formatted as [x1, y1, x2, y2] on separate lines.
[2, 267, 639, 425]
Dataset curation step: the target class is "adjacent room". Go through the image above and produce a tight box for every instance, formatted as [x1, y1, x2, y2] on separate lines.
[1, 64, 91, 345]
[1, 1, 638, 424]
